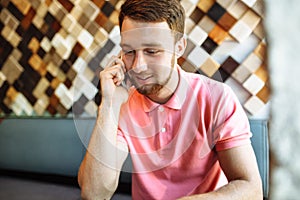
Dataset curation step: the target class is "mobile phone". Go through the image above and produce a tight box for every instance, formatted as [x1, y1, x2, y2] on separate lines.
[120, 54, 132, 90]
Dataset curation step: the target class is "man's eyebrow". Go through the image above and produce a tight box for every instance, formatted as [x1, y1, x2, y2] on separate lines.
[120, 43, 164, 48]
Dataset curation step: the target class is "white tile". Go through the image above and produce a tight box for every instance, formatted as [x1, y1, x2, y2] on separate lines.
[232, 65, 251, 83]
[187, 45, 210, 68]
[241, 9, 261, 30]
[0, 72, 6, 87]
[217, 0, 238, 8]
[185, 18, 196, 35]
[82, 0, 100, 20]
[188, 26, 208, 46]
[229, 34, 260, 62]
[15, 93, 33, 116]
[70, 5, 83, 21]
[244, 95, 265, 115]
[241, 0, 257, 7]
[82, 78, 98, 100]
[242, 53, 262, 73]
[109, 25, 121, 44]
[73, 57, 87, 73]
[32, 15, 44, 29]
[36, 2, 48, 18]
[225, 77, 251, 104]
[181, 0, 196, 16]
[78, 29, 94, 49]
[48, 0, 61, 16]
[198, 16, 215, 33]
[242, 74, 264, 95]
[229, 20, 253, 43]
[84, 101, 98, 117]
[61, 14, 76, 32]
[228, 1, 248, 19]
[211, 39, 240, 64]
[252, 0, 264, 16]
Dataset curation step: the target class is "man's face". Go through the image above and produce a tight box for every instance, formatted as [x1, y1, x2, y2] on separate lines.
[120, 18, 178, 96]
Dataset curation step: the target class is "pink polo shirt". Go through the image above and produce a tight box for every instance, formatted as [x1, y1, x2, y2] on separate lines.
[117, 66, 252, 200]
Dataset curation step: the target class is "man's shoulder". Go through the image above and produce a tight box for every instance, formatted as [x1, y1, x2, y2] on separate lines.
[182, 69, 229, 92]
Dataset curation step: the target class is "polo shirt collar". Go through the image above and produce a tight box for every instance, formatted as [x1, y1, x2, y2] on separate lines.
[141, 65, 188, 113]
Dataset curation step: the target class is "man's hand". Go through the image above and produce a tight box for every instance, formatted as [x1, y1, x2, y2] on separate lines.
[100, 55, 129, 106]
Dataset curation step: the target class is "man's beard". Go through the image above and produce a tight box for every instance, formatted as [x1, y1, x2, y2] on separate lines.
[132, 55, 175, 96]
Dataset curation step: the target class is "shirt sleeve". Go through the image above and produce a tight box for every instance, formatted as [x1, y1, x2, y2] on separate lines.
[117, 128, 128, 145]
[212, 84, 252, 151]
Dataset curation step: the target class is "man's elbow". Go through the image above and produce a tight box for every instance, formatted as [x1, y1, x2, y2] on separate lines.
[78, 177, 118, 200]
[79, 184, 115, 200]
[254, 178, 264, 199]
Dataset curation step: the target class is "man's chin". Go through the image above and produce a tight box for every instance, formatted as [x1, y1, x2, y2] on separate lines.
[136, 84, 163, 96]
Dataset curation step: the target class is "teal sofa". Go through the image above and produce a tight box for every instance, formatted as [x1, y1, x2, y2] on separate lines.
[0, 118, 269, 198]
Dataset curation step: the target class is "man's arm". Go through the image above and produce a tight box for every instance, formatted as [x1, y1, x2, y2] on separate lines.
[179, 144, 263, 200]
[78, 101, 129, 200]
[78, 57, 129, 200]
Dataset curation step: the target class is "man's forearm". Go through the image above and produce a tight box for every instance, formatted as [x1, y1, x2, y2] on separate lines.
[178, 179, 262, 200]
[78, 102, 128, 199]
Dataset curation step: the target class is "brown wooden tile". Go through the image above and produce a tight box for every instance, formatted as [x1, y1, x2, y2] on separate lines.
[56, 103, 69, 115]
[256, 84, 270, 103]
[7, 14, 19, 30]
[255, 64, 268, 82]
[221, 56, 240, 74]
[254, 41, 266, 60]
[92, 0, 105, 9]
[57, 0, 74, 12]
[11, 0, 31, 15]
[78, 13, 90, 28]
[2, 57, 24, 85]
[86, 21, 99, 36]
[29, 54, 44, 71]
[21, 7, 35, 30]
[218, 12, 237, 31]
[6, 86, 18, 101]
[197, 0, 215, 12]
[82, 0, 100, 20]
[190, 7, 205, 24]
[33, 77, 49, 99]
[109, 10, 119, 25]
[28, 37, 40, 53]
[9, 31, 22, 47]
[50, 77, 61, 89]
[200, 57, 220, 77]
[209, 25, 229, 45]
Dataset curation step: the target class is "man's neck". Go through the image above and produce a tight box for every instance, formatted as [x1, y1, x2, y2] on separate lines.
[147, 67, 180, 104]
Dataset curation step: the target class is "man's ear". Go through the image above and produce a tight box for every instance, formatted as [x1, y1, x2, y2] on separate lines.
[175, 36, 187, 58]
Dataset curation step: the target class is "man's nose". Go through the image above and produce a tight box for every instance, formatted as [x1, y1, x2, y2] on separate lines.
[132, 51, 147, 73]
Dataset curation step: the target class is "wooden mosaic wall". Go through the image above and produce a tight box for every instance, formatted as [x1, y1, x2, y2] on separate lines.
[0, 0, 268, 117]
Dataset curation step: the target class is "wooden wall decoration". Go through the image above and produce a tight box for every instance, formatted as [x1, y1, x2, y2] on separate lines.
[0, 0, 268, 117]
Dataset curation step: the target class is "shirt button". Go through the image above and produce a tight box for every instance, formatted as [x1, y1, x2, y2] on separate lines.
[161, 127, 166, 133]
[158, 106, 164, 112]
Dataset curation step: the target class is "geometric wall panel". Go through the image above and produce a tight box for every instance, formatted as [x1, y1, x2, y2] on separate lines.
[0, 0, 269, 117]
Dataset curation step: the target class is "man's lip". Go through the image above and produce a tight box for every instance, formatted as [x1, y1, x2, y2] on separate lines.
[136, 76, 151, 80]
[134, 75, 153, 84]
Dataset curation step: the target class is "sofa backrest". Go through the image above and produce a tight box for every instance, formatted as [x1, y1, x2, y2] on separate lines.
[0, 118, 269, 198]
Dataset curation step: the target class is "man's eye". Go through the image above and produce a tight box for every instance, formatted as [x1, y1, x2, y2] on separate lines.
[124, 50, 135, 56]
[144, 49, 161, 55]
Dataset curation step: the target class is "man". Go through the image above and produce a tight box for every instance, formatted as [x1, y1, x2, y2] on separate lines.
[78, 0, 263, 199]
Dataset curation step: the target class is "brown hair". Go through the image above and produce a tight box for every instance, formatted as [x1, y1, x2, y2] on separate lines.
[119, 0, 185, 36]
